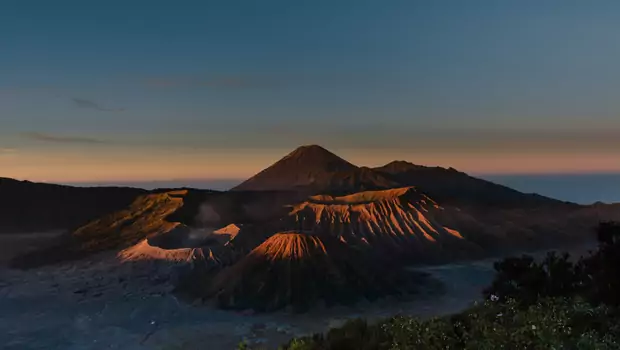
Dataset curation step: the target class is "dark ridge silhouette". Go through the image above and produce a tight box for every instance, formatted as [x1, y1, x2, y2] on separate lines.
[0, 177, 145, 233]
[232, 145, 398, 193]
[373, 161, 574, 208]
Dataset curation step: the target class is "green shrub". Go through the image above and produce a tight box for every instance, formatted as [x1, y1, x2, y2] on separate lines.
[485, 222, 620, 307]
[483, 251, 581, 305]
[280, 298, 620, 350]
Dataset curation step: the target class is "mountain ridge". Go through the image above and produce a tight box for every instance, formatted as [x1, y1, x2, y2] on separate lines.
[0, 177, 146, 233]
[372, 160, 572, 208]
[232, 145, 571, 208]
[232, 145, 398, 193]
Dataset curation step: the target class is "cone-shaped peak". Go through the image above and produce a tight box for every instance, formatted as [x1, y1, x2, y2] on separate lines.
[232, 144, 360, 191]
[289, 144, 333, 155]
[207, 231, 419, 312]
[250, 232, 329, 260]
[280, 144, 356, 169]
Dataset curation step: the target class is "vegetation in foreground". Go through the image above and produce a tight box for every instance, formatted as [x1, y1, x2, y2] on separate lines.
[264, 222, 620, 350]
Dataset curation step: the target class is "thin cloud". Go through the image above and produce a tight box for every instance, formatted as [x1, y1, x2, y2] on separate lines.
[144, 75, 283, 89]
[72, 98, 125, 112]
[0, 86, 65, 98]
[0, 148, 17, 155]
[143, 72, 380, 90]
[22, 132, 108, 144]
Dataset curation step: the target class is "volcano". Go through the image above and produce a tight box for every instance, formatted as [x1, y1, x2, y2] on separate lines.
[206, 232, 422, 312]
[290, 187, 464, 242]
[232, 145, 398, 193]
[278, 186, 486, 262]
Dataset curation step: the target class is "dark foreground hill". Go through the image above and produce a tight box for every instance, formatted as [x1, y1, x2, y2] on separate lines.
[203, 232, 425, 312]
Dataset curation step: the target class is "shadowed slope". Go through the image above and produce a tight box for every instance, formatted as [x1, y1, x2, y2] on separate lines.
[0, 177, 145, 233]
[9, 190, 189, 268]
[232, 145, 398, 193]
[74, 190, 188, 250]
[206, 232, 424, 312]
[373, 161, 572, 208]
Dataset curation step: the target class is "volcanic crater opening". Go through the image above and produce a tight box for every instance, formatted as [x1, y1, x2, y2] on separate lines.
[306, 187, 426, 205]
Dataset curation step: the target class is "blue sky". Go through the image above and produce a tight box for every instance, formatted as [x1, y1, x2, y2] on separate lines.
[2, 0, 620, 182]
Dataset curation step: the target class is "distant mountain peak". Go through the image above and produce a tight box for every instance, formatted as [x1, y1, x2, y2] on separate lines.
[250, 232, 329, 260]
[279, 144, 355, 167]
[233, 145, 391, 192]
[290, 144, 332, 154]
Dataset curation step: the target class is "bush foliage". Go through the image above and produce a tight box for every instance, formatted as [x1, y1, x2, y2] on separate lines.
[276, 298, 620, 350]
[485, 221, 620, 307]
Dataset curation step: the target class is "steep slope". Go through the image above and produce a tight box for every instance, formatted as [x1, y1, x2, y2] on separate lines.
[0, 177, 145, 233]
[73, 190, 189, 252]
[286, 187, 480, 261]
[232, 145, 398, 193]
[206, 232, 423, 312]
[373, 161, 572, 208]
[9, 190, 188, 268]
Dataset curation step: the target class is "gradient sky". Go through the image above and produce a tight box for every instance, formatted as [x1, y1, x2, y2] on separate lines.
[2, 0, 620, 183]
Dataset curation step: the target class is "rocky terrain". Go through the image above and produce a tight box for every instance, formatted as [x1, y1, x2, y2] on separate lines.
[285, 187, 476, 261]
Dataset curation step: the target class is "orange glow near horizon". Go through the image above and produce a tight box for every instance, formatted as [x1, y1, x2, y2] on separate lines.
[1, 147, 619, 183]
